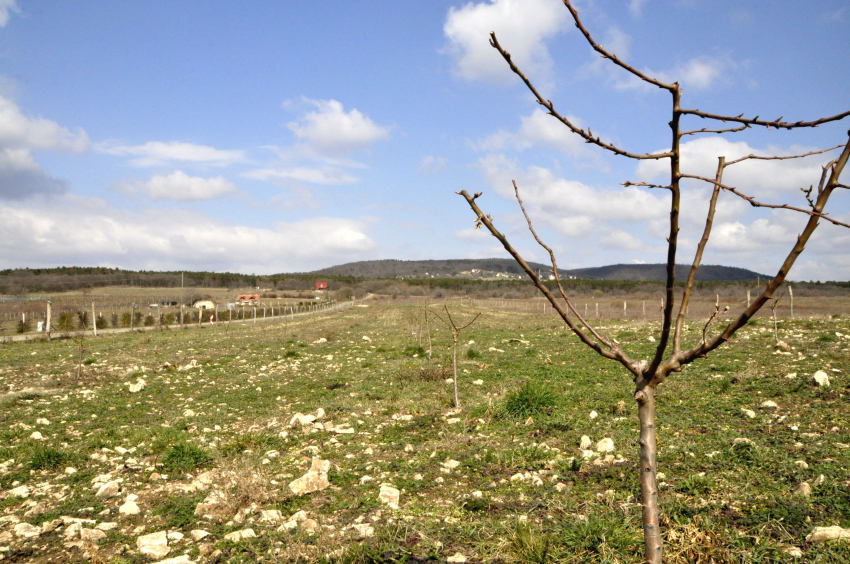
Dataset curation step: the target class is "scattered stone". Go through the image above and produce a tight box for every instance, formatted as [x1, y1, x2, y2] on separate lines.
[741, 408, 756, 419]
[36, 418, 49, 425]
[596, 438, 614, 453]
[351, 523, 374, 537]
[80, 527, 107, 542]
[290, 413, 317, 428]
[794, 482, 812, 497]
[794, 460, 809, 470]
[785, 372, 797, 379]
[579, 436, 592, 450]
[119, 499, 140, 516]
[289, 458, 330, 495]
[29, 431, 45, 440]
[13, 522, 41, 539]
[472, 379, 483, 385]
[732, 438, 753, 445]
[362, 335, 372, 342]
[137, 531, 170, 559]
[301, 518, 321, 533]
[167, 531, 184, 541]
[183, 409, 196, 417]
[775, 341, 791, 352]
[783, 546, 803, 558]
[128, 379, 147, 393]
[223, 528, 255, 542]
[589, 411, 598, 420]
[95, 480, 122, 498]
[806, 525, 850, 542]
[150, 556, 194, 564]
[813, 371, 830, 387]
[190, 529, 210, 541]
[260, 509, 283, 523]
[378, 485, 400, 509]
[447, 553, 467, 563]
[761, 400, 779, 409]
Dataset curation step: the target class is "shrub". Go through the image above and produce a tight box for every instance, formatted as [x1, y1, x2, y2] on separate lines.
[161, 443, 213, 474]
[29, 445, 70, 471]
[120, 312, 131, 327]
[144, 314, 155, 327]
[466, 348, 481, 359]
[76, 310, 88, 329]
[403, 345, 426, 357]
[504, 381, 562, 417]
[110, 312, 119, 327]
[57, 312, 75, 331]
[15, 318, 32, 334]
[94, 315, 108, 329]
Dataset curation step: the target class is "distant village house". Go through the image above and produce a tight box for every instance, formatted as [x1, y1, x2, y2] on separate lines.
[236, 294, 260, 305]
[315, 282, 328, 291]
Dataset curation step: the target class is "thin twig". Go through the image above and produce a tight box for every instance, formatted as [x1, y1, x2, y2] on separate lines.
[679, 108, 850, 130]
[562, 0, 676, 93]
[681, 173, 850, 229]
[622, 181, 672, 190]
[488, 32, 672, 161]
[681, 124, 750, 136]
[513, 180, 615, 349]
[725, 144, 844, 166]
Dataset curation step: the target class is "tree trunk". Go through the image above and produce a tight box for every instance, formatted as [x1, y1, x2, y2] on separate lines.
[452, 334, 459, 408]
[635, 386, 662, 564]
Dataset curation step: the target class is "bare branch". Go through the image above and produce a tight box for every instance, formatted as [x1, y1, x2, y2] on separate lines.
[681, 173, 850, 229]
[725, 144, 844, 166]
[680, 135, 850, 364]
[456, 189, 642, 376]
[673, 157, 724, 356]
[679, 108, 850, 130]
[488, 32, 672, 161]
[622, 181, 672, 190]
[512, 180, 616, 349]
[837, 183, 849, 189]
[700, 296, 729, 347]
[562, 0, 676, 93]
[681, 124, 750, 136]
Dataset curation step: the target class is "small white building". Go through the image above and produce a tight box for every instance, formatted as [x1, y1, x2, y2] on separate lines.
[193, 300, 216, 310]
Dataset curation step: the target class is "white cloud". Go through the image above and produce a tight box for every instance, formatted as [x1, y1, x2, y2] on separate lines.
[98, 141, 246, 167]
[419, 155, 447, 175]
[636, 137, 838, 199]
[0, 0, 20, 27]
[0, 95, 89, 199]
[443, 0, 568, 85]
[117, 171, 237, 201]
[583, 29, 734, 92]
[0, 196, 376, 273]
[242, 166, 358, 185]
[629, 0, 647, 18]
[476, 153, 667, 238]
[472, 109, 610, 170]
[287, 98, 391, 157]
[0, 96, 89, 152]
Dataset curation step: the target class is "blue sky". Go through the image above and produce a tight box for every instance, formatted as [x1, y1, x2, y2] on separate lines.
[0, 0, 848, 280]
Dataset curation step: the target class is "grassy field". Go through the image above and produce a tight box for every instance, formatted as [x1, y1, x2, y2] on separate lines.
[0, 299, 848, 563]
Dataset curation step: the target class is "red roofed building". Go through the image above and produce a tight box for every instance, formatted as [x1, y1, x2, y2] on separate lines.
[315, 281, 328, 291]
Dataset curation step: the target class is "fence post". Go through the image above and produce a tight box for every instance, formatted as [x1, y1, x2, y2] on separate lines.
[789, 286, 794, 318]
[92, 302, 97, 337]
[46, 301, 52, 341]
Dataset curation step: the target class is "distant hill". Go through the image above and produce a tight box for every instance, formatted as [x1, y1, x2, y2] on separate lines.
[310, 259, 768, 282]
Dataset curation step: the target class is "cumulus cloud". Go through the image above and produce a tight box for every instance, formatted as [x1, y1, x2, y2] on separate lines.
[98, 141, 246, 167]
[0, 196, 376, 273]
[116, 171, 237, 201]
[584, 28, 734, 92]
[476, 153, 666, 240]
[0, 0, 20, 27]
[637, 137, 838, 199]
[0, 95, 89, 199]
[443, 0, 567, 85]
[243, 98, 390, 187]
[472, 109, 610, 170]
[419, 155, 447, 175]
[287, 98, 391, 157]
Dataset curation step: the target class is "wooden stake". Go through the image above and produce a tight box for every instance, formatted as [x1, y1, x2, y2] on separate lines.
[92, 302, 97, 337]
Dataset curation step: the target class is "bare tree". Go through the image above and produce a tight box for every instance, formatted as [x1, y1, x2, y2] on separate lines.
[428, 306, 480, 409]
[458, 2, 850, 561]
